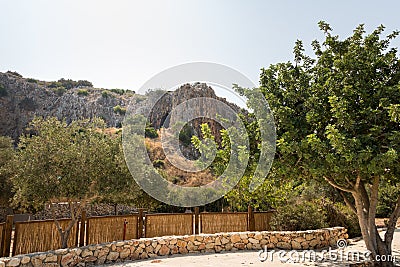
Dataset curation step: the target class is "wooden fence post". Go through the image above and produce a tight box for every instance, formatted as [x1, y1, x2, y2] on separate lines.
[138, 209, 144, 238]
[194, 207, 199, 235]
[248, 206, 255, 231]
[79, 210, 86, 247]
[2, 215, 13, 257]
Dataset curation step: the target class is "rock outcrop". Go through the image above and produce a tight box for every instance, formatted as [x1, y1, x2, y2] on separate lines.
[0, 72, 245, 143]
[0, 72, 129, 141]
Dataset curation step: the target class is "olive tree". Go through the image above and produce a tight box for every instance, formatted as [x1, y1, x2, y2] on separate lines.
[11, 117, 140, 248]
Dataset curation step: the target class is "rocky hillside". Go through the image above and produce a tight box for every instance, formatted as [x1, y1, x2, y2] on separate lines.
[0, 71, 133, 141]
[0, 71, 245, 142]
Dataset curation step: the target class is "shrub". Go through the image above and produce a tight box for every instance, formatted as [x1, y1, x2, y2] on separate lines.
[376, 182, 400, 218]
[77, 89, 89, 96]
[326, 202, 361, 238]
[101, 90, 111, 98]
[52, 87, 66, 96]
[179, 124, 194, 146]
[145, 127, 158, 138]
[6, 71, 22, 77]
[271, 200, 328, 231]
[0, 84, 7, 97]
[153, 159, 164, 168]
[26, 78, 38, 83]
[110, 88, 126, 95]
[113, 105, 126, 115]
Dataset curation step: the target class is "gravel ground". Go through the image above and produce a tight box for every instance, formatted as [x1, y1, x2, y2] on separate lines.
[101, 230, 400, 267]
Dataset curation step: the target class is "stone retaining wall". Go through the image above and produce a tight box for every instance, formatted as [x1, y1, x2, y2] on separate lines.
[0, 227, 347, 267]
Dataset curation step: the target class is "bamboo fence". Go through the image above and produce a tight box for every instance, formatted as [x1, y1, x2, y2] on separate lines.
[0, 223, 4, 255]
[145, 213, 193, 238]
[13, 219, 77, 255]
[86, 214, 138, 245]
[254, 211, 273, 231]
[200, 212, 248, 234]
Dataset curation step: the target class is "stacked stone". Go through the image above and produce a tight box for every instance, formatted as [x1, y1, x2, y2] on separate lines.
[0, 227, 348, 267]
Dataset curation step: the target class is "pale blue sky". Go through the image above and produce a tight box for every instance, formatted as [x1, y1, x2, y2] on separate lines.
[1, 0, 399, 92]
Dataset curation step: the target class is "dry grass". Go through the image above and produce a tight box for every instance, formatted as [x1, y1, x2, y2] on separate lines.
[145, 137, 216, 187]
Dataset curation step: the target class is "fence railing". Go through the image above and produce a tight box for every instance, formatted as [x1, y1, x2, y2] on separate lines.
[0, 207, 274, 257]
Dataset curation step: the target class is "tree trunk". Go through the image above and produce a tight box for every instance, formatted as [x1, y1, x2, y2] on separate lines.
[325, 176, 399, 267]
[352, 179, 397, 267]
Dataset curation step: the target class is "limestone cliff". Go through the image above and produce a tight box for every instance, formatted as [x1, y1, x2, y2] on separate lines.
[0, 72, 245, 142]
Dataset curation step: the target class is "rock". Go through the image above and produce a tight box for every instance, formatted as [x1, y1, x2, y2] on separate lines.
[44, 254, 57, 263]
[249, 238, 259, 244]
[107, 252, 119, 261]
[0, 261, 5, 267]
[81, 249, 93, 258]
[179, 247, 188, 254]
[221, 237, 230, 244]
[158, 245, 170, 256]
[254, 233, 263, 240]
[170, 247, 179, 254]
[291, 241, 302, 250]
[96, 256, 106, 265]
[20, 257, 30, 265]
[140, 252, 148, 259]
[230, 234, 241, 243]
[145, 245, 154, 254]
[276, 242, 291, 250]
[205, 243, 214, 249]
[31, 257, 43, 267]
[6, 258, 21, 267]
[120, 248, 130, 259]
[177, 240, 187, 247]
[309, 239, 320, 248]
[234, 243, 245, 250]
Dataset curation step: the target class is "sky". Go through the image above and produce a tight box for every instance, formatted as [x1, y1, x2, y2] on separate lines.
[1, 0, 400, 96]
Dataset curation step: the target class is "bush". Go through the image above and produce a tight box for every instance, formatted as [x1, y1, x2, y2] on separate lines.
[26, 78, 38, 83]
[110, 88, 126, 95]
[0, 84, 7, 97]
[271, 200, 328, 231]
[101, 90, 111, 98]
[6, 71, 22, 77]
[326, 202, 361, 238]
[179, 124, 194, 146]
[77, 89, 89, 96]
[145, 127, 158, 138]
[52, 87, 66, 96]
[113, 105, 126, 115]
[153, 159, 164, 168]
[376, 182, 400, 218]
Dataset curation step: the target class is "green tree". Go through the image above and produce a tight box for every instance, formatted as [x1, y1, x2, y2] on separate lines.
[11, 117, 139, 248]
[0, 136, 14, 207]
[252, 22, 400, 266]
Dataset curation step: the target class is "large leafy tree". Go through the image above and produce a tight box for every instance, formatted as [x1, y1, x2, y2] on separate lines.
[0, 136, 14, 207]
[252, 22, 400, 266]
[11, 117, 141, 248]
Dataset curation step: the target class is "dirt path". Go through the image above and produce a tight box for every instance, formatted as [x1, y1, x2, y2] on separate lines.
[102, 230, 400, 267]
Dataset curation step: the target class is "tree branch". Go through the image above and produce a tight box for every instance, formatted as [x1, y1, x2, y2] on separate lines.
[323, 176, 356, 193]
[50, 202, 63, 236]
[339, 191, 357, 214]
